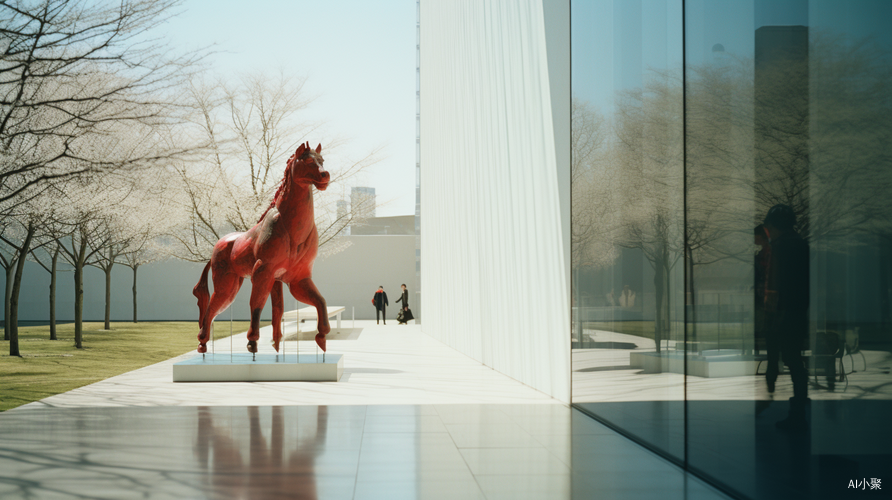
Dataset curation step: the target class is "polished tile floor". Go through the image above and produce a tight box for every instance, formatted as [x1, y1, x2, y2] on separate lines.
[0, 404, 729, 500]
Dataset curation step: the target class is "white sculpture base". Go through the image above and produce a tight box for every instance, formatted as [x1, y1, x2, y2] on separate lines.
[172, 353, 343, 382]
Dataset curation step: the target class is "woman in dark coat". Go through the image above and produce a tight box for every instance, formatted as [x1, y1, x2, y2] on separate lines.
[395, 284, 414, 324]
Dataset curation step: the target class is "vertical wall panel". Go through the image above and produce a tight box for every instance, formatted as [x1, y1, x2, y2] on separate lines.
[420, 0, 570, 402]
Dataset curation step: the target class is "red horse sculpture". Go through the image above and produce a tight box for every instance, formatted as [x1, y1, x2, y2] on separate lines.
[193, 142, 331, 354]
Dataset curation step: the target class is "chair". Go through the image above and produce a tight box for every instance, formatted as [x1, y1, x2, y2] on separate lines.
[813, 330, 847, 391]
[844, 327, 868, 373]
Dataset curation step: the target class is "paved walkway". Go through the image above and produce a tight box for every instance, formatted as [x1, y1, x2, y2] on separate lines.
[16, 320, 559, 409]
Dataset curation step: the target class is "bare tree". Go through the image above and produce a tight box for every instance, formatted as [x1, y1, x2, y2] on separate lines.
[29, 237, 66, 340]
[112, 167, 176, 325]
[53, 174, 130, 348]
[571, 97, 617, 271]
[85, 150, 173, 330]
[121, 236, 164, 323]
[0, 0, 204, 205]
[611, 71, 686, 353]
[0, 202, 56, 355]
[0, 213, 34, 345]
[168, 71, 384, 262]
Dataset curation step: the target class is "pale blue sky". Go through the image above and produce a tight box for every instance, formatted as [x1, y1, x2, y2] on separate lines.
[572, 0, 892, 117]
[159, 0, 417, 217]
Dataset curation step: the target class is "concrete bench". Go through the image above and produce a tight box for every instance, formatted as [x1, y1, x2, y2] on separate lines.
[282, 306, 346, 332]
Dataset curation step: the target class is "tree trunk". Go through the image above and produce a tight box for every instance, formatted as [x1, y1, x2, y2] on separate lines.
[4, 262, 13, 341]
[74, 237, 88, 349]
[104, 261, 113, 331]
[654, 255, 665, 355]
[132, 264, 139, 323]
[9, 222, 35, 356]
[50, 246, 58, 340]
[688, 250, 697, 349]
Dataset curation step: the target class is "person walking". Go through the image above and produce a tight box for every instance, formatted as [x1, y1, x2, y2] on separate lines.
[762, 204, 810, 430]
[395, 284, 414, 324]
[754, 224, 770, 356]
[372, 286, 389, 325]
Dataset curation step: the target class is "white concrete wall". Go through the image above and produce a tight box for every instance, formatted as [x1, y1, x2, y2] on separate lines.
[420, 0, 570, 402]
[313, 235, 416, 320]
[3, 235, 415, 323]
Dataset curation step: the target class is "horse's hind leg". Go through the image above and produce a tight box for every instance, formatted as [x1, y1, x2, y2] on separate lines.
[197, 273, 243, 353]
[271, 281, 284, 352]
[289, 278, 329, 352]
[246, 262, 276, 353]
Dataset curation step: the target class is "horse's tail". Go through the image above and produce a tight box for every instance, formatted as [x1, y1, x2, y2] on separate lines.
[193, 262, 211, 326]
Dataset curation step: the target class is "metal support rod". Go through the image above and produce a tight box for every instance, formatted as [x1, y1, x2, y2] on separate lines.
[296, 295, 299, 363]
[230, 305, 233, 363]
[282, 304, 285, 360]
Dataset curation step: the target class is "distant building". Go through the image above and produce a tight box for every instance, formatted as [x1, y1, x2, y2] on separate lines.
[350, 187, 376, 219]
[350, 215, 415, 236]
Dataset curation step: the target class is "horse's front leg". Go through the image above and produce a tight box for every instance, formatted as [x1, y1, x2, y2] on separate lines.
[271, 281, 284, 352]
[289, 278, 329, 351]
[247, 261, 276, 353]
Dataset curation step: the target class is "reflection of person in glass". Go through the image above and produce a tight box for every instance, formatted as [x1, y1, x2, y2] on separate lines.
[762, 204, 810, 430]
[754, 225, 770, 355]
[619, 285, 636, 308]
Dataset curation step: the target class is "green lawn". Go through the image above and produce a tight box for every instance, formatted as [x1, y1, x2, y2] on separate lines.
[0, 321, 267, 412]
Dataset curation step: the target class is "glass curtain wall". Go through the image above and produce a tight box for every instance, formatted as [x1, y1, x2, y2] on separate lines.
[571, 0, 685, 462]
[571, 1, 892, 498]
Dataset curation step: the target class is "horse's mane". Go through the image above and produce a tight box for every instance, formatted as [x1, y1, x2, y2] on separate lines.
[257, 149, 315, 223]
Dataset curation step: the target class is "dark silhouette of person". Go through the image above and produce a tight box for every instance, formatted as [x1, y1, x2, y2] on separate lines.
[754, 224, 770, 355]
[372, 286, 388, 325]
[762, 204, 810, 430]
[395, 284, 413, 324]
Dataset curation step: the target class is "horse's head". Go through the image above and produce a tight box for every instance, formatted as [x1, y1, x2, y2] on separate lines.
[289, 142, 330, 191]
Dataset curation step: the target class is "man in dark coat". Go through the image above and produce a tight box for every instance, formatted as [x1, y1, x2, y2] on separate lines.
[372, 286, 388, 325]
[763, 204, 810, 430]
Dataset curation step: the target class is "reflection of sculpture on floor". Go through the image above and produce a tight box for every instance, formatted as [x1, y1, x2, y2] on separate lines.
[193, 143, 332, 354]
[196, 406, 328, 499]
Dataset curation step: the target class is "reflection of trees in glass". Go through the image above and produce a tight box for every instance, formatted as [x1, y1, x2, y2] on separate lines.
[697, 32, 891, 245]
[571, 98, 616, 271]
[572, 71, 685, 353]
[613, 74, 684, 353]
[571, 29, 892, 349]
